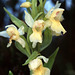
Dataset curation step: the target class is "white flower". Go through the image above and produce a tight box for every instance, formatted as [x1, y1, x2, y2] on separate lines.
[0, 24, 25, 48]
[25, 11, 44, 48]
[29, 20, 44, 48]
[29, 56, 50, 75]
[45, 1, 66, 36]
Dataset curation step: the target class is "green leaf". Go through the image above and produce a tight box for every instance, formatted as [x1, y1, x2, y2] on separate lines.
[40, 28, 52, 52]
[27, 8, 31, 14]
[15, 41, 29, 57]
[9, 71, 13, 75]
[44, 47, 59, 70]
[22, 51, 40, 66]
[37, 0, 46, 18]
[4, 7, 28, 33]
[37, 0, 47, 18]
[15, 36, 31, 57]
[30, 71, 33, 75]
[21, 36, 31, 56]
[43, 0, 46, 6]
[34, 12, 43, 21]
[27, 28, 33, 53]
[39, 0, 43, 12]
[26, 0, 30, 1]
[31, 0, 38, 19]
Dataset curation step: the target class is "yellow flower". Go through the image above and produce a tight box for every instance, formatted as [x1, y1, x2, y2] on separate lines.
[20, 2, 32, 8]
[25, 11, 44, 48]
[0, 24, 25, 48]
[29, 20, 44, 48]
[29, 56, 50, 75]
[45, 2, 66, 36]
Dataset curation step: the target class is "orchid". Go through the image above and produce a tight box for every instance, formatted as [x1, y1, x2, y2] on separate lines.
[45, 1, 66, 36]
[2, 0, 67, 75]
[25, 11, 44, 48]
[29, 56, 50, 75]
[29, 20, 44, 48]
[0, 24, 25, 48]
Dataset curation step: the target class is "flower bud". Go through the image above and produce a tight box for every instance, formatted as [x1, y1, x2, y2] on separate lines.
[20, 2, 32, 8]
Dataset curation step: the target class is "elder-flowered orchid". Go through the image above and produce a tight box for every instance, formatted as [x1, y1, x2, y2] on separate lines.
[25, 11, 44, 48]
[28, 56, 50, 75]
[0, 24, 25, 48]
[29, 20, 44, 48]
[45, 1, 66, 36]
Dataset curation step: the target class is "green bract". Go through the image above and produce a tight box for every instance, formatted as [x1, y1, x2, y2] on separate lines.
[23, 51, 40, 65]
[15, 36, 31, 57]
[40, 28, 52, 52]
[4, 8, 28, 33]
[44, 47, 59, 70]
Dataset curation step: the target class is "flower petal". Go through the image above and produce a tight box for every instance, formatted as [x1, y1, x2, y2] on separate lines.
[16, 37, 25, 48]
[51, 8, 64, 20]
[44, 68, 50, 75]
[45, 7, 54, 19]
[7, 42, 12, 48]
[29, 58, 42, 70]
[0, 31, 10, 38]
[45, 1, 61, 19]
[18, 26, 25, 35]
[25, 11, 34, 28]
[37, 56, 49, 63]
[5, 24, 17, 29]
[50, 21, 66, 35]
[44, 20, 52, 29]
[54, 1, 61, 9]
[32, 42, 37, 48]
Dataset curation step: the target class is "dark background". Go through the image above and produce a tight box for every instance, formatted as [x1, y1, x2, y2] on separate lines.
[0, 0, 75, 75]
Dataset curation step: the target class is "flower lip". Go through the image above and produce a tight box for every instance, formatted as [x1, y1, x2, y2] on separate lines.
[29, 20, 44, 48]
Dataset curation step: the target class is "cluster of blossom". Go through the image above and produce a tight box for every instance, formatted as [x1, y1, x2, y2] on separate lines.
[0, 1, 66, 75]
